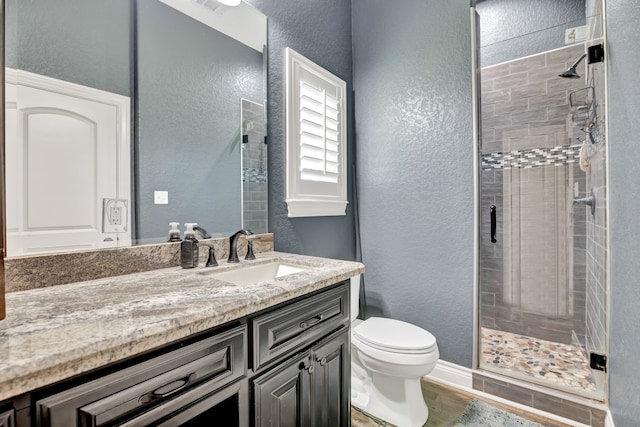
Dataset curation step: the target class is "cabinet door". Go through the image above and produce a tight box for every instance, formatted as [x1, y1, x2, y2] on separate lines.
[253, 352, 312, 427]
[0, 409, 15, 427]
[311, 328, 350, 427]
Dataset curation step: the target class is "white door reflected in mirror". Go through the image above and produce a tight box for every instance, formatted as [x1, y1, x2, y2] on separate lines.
[5, 70, 131, 257]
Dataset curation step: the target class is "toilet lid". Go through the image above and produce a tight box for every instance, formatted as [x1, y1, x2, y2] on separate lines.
[353, 317, 437, 354]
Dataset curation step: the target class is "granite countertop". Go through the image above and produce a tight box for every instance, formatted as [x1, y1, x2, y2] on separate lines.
[0, 251, 364, 401]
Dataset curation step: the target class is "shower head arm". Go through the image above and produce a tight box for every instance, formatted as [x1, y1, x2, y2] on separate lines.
[559, 53, 588, 78]
[570, 53, 587, 69]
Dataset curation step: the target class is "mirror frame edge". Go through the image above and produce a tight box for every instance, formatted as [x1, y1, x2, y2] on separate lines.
[1, 0, 6, 320]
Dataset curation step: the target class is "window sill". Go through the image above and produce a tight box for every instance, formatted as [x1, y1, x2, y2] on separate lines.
[286, 199, 348, 218]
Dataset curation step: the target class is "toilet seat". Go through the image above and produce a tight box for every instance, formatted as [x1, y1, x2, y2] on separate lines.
[353, 317, 437, 354]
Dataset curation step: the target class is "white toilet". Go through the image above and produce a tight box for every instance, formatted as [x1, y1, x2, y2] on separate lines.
[350, 276, 439, 427]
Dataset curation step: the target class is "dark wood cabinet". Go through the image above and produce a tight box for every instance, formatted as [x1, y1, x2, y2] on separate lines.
[0, 281, 351, 427]
[253, 327, 350, 427]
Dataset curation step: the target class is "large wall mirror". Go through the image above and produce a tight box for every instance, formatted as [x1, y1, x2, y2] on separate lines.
[4, 0, 267, 257]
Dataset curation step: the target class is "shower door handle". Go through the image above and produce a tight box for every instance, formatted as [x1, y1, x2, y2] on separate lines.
[490, 205, 497, 243]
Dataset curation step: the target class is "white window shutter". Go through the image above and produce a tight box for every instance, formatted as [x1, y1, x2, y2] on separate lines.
[285, 48, 348, 217]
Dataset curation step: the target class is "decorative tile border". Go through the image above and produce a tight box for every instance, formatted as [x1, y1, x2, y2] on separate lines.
[482, 144, 581, 170]
[243, 167, 268, 183]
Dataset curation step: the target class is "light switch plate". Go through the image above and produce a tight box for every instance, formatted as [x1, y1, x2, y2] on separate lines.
[154, 191, 169, 205]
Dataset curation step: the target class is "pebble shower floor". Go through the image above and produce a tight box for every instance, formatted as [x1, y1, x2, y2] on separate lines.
[481, 328, 596, 393]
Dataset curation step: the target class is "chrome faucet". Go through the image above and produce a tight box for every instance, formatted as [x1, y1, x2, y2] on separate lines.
[227, 229, 253, 263]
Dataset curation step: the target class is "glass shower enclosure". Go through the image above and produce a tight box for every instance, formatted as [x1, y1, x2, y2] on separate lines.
[476, 8, 608, 401]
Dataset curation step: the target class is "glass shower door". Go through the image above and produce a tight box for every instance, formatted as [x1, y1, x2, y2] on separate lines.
[477, 13, 608, 400]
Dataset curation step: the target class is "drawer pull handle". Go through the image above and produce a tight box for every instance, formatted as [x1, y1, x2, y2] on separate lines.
[139, 373, 196, 404]
[299, 315, 323, 329]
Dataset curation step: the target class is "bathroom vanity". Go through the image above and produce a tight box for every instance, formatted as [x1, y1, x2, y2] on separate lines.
[0, 252, 363, 426]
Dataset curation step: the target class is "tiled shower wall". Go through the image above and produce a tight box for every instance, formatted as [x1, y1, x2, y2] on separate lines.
[241, 99, 268, 234]
[480, 43, 590, 345]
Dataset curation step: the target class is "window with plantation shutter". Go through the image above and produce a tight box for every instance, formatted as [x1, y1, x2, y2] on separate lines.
[285, 48, 348, 217]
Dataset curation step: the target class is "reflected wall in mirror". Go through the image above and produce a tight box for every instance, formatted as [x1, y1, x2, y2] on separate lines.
[136, 0, 266, 244]
[4, 0, 267, 257]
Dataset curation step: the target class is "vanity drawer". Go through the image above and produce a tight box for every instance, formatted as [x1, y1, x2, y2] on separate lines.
[37, 325, 246, 427]
[252, 283, 349, 371]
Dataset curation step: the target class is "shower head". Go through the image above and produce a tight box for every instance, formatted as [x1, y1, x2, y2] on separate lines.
[559, 53, 587, 79]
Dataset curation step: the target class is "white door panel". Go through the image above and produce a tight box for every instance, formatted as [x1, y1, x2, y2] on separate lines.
[26, 111, 99, 229]
[5, 69, 131, 256]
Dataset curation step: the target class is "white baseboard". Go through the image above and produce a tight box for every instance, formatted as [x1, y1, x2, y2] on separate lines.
[605, 410, 615, 427]
[427, 360, 473, 389]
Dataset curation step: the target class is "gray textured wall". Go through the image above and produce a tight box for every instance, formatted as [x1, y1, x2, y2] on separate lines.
[5, 0, 130, 96]
[352, 0, 475, 367]
[245, 0, 356, 261]
[477, 0, 586, 67]
[136, 0, 263, 243]
[606, 0, 640, 424]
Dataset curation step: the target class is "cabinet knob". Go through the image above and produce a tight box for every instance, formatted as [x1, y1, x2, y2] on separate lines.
[299, 357, 314, 374]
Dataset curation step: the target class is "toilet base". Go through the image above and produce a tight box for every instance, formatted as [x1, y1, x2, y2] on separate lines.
[351, 370, 429, 427]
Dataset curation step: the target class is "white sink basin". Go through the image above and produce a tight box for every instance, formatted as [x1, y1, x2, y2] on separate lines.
[202, 261, 310, 286]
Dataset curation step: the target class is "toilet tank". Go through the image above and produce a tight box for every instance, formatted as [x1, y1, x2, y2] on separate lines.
[350, 275, 361, 321]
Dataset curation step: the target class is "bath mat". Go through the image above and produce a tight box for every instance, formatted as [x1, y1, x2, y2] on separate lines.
[448, 399, 544, 427]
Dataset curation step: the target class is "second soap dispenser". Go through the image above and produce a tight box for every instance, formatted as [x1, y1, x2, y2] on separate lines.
[181, 223, 199, 268]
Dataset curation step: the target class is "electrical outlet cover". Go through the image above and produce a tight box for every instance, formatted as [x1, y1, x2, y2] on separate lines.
[103, 198, 128, 233]
[110, 206, 122, 225]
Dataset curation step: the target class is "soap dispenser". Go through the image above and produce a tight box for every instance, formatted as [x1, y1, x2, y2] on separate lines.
[168, 222, 181, 242]
[181, 223, 199, 268]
